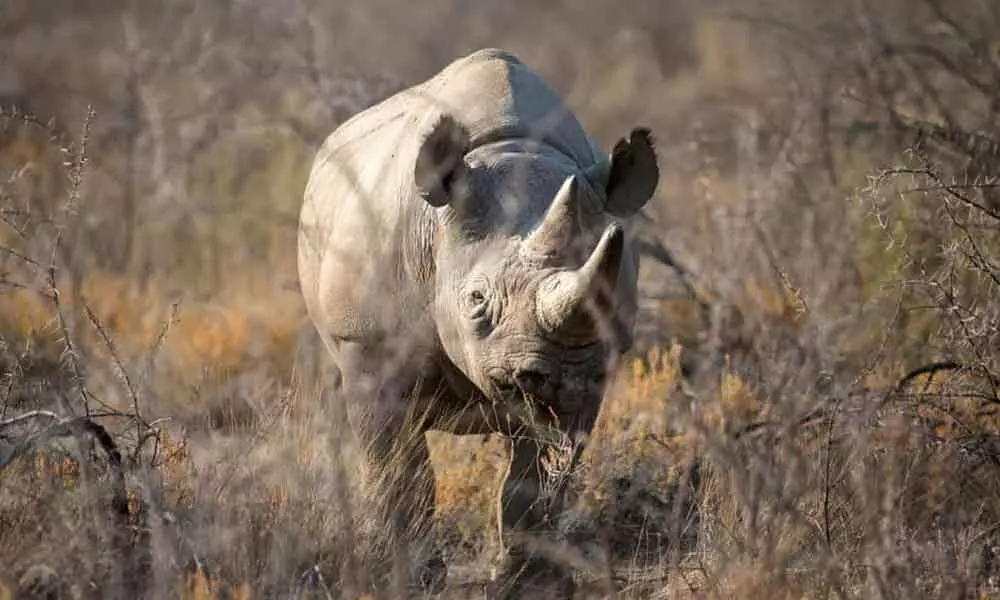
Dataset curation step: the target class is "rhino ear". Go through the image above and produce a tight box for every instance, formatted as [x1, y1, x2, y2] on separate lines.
[414, 114, 471, 208]
[604, 127, 659, 218]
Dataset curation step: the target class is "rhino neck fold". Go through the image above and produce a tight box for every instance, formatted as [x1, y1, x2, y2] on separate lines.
[466, 122, 584, 169]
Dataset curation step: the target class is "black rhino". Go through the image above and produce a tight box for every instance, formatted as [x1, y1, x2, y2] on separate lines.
[298, 48, 658, 597]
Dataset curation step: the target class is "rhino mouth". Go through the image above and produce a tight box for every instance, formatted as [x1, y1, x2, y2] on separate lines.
[497, 387, 581, 498]
[486, 379, 565, 443]
[489, 376, 519, 398]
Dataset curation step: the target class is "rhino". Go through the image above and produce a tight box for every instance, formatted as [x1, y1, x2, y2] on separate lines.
[297, 48, 658, 597]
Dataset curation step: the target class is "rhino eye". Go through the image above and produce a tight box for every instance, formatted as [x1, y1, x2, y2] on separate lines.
[465, 287, 489, 320]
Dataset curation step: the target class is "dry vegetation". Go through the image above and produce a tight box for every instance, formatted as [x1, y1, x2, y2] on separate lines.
[2, 0, 1000, 598]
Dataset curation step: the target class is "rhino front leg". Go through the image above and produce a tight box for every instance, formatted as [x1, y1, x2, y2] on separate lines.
[337, 345, 446, 594]
[487, 435, 576, 599]
[486, 400, 602, 599]
[356, 413, 445, 592]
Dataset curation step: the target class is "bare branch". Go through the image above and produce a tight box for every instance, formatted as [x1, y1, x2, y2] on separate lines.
[893, 360, 965, 395]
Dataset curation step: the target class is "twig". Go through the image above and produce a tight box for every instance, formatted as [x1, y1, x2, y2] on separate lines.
[0, 244, 42, 270]
[0, 409, 61, 431]
[879, 166, 1000, 222]
[892, 361, 965, 395]
[84, 305, 153, 462]
[0, 411, 129, 517]
[822, 393, 840, 549]
[633, 235, 714, 323]
[38, 106, 96, 418]
[46, 271, 89, 416]
[139, 299, 180, 388]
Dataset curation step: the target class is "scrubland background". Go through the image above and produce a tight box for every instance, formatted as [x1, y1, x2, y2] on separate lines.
[2, 0, 1000, 598]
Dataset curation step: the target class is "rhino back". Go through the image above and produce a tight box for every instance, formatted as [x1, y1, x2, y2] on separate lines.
[325, 48, 600, 168]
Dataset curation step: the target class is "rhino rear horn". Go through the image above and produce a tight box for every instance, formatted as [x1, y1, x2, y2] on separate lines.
[415, 114, 471, 207]
[535, 223, 625, 344]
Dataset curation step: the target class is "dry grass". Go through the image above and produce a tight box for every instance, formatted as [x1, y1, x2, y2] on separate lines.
[2, 222, 999, 600]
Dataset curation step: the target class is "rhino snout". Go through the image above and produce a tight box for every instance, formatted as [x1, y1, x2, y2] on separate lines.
[485, 363, 556, 398]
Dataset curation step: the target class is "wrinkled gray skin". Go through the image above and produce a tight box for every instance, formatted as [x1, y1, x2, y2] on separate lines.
[298, 48, 658, 598]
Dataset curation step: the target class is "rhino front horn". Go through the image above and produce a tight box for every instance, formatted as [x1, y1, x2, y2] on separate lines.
[535, 223, 624, 344]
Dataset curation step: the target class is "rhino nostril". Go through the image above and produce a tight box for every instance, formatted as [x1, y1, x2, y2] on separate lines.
[513, 369, 548, 395]
[488, 372, 518, 396]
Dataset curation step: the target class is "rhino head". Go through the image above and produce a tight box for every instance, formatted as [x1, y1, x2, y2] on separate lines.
[414, 115, 658, 432]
